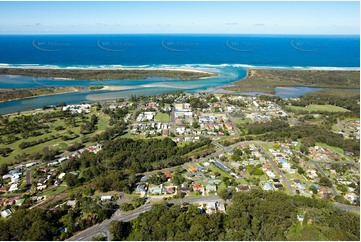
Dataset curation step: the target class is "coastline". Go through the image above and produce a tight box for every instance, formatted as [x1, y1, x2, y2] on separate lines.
[0, 63, 359, 71]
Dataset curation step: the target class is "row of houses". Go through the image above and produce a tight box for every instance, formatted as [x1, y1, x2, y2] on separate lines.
[62, 104, 91, 114]
[136, 112, 156, 122]
[132, 122, 170, 136]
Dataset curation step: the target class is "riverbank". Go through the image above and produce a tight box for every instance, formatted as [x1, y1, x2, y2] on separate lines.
[224, 68, 360, 94]
[0, 67, 217, 81]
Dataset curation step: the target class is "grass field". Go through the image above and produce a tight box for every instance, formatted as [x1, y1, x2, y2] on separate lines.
[286, 104, 349, 113]
[232, 117, 253, 124]
[154, 113, 170, 122]
[41, 185, 68, 196]
[0, 107, 110, 165]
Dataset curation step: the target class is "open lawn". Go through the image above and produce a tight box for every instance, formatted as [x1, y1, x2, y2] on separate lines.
[41, 185, 68, 196]
[286, 104, 349, 113]
[232, 117, 253, 124]
[154, 112, 170, 122]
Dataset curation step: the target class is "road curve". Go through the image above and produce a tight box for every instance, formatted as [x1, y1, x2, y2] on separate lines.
[334, 202, 360, 212]
[67, 196, 221, 241]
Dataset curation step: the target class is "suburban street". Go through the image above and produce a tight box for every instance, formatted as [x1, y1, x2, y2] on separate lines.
[67, 196, 222, 241]
[259, 145, 295, 196]
[66, 138, 357, 241]
[26, 169, 31, 185]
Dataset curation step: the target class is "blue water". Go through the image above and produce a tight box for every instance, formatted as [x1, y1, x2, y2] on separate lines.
[0, 34, 359, 67]
[0, 34, 359, 114]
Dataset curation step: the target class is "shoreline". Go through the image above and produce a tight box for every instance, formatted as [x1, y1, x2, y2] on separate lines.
[0, 87, 81, 104]
[0, 66, 217, 81]
[100, 85, 135, 91]
[0, 66, 359, 114]
[0, 64, 359, 71]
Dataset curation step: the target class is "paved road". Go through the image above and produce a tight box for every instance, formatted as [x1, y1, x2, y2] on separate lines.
[67, 196, 221, 241]
[334, 202, 360, 212]
[212, 141, 225, 150]
[315, 161, 358, 165]
[259, 145, 295, 196]
[26, 169, 31, 185]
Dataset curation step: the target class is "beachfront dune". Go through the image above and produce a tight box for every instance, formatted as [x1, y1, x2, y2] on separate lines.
[0, 67, 217, 81]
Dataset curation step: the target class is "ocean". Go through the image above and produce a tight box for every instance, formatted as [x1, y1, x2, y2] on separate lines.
[0, 34, 359, 114]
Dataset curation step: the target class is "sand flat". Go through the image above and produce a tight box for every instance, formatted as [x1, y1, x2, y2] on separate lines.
[101, 86, 135, 91]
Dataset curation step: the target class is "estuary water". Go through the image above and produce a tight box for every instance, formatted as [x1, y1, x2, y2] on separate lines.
[0, 34, 359, 114]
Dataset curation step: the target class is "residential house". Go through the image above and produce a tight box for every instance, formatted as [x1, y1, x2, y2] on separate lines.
[218, 203, 226, 213]
[205, 202, 217, 214]
[274, 183, 284, 189]
[58, 173, 66, 180]
[193, 184, 204, 192]
[101, 195, 112, 201]
[1, 209, 12, 218]
[266, 170, 276, 178]
[189, 166, 198, 173]
[262, 164, 270, 171]
[297, 214, 305, 222]
[263, 182, 273, 191]
[0, 186, 7, 193]
[164, 172, 172, 180]
[206, 184, 217, 193]
[236, 185, 249, 192]
[67, 200, 77, 208]
[15, 198, 25, 207]
[166, 186, 176, 194]
[179, 184, 190, 193]
[136, 185, 147, 193]
[140, 175, 149, 183]
[196, 165, 207, 172]
[149, 185, 164, 195]
[345, 193, 358, 204]
[8, 184, 18, 192]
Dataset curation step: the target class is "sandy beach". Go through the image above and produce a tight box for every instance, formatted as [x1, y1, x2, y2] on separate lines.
[100, 85, 135, 91]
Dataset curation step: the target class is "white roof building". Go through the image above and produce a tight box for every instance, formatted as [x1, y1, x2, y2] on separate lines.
[1, 209, 12, 218]
[8, 183, 18, 192]
[58, 173, 66, 180]
[101, 195, 113, 201]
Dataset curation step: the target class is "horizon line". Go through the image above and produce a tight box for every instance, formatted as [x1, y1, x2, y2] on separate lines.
[0, 33, 359, 36]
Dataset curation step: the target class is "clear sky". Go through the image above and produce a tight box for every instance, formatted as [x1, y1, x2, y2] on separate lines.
[0, 1, 359, 35]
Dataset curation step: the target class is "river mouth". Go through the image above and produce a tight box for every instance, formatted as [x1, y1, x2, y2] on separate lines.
[0, 64, 359, 115]
[0, 64, 245, 114]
